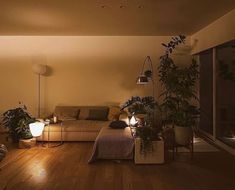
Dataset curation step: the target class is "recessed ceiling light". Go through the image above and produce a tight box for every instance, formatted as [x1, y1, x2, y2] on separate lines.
[101, 5, 108, 8]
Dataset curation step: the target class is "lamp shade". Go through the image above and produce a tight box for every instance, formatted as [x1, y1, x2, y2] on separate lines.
[136, 75, 149, 85]
[32, 64, 47, 75]
[130, 116, 138, 126]
[29, 122, 45, 137]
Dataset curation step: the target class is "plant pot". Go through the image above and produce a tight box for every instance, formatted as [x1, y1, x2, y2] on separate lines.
[174, 125, 193, 146]
[135, 138, 164, 164]
[19, 138, 36, 149]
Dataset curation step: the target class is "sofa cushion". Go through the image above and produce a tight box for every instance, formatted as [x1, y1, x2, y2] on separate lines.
[79, 106, 109, 120]
[79, 108, 90, 120]
[44, 120, 111, 132]
[108, 106, 121, 121]
[54, 106, 79, 121]
[109, 120, 128, 129]
[87, 108, 109, 121]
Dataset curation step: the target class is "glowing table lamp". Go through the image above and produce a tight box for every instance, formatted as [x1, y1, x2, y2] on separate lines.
[130, 115, 138, 126]
[29, 122, 45, 137]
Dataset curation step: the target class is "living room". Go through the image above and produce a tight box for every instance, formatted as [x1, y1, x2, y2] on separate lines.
[0, 1, 235, 190]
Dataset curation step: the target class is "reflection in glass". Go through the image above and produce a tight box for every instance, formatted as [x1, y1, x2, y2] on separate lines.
[217, 40, 235, 147]
[199, 49, 214, 135]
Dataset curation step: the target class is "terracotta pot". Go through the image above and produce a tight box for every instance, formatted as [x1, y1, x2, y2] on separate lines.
[174, 126, 193, 145]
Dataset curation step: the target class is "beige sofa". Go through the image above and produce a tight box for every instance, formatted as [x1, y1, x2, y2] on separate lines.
[38, 106, 121, 142]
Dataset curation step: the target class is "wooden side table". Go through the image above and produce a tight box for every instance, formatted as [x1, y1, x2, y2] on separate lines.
[43, 121, 63, 148]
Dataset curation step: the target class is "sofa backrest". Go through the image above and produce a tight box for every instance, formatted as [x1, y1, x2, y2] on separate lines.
[54, 106, 120, 121]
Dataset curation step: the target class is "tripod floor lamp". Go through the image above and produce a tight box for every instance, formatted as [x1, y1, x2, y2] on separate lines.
[32, 64, 47, 118]
[136, 56, 156, 126]
[136, 56, 155, 98]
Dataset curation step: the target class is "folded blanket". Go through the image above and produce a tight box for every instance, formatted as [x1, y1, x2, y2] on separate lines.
[88, 127, 134, 163]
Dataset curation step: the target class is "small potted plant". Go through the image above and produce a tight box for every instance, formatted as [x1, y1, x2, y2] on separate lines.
[121, 96, 164, 164]
[1, 103, 36, 143]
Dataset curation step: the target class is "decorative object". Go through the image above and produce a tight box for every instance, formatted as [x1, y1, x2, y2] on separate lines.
[159, 35, 199, 153]
[29, 122, 45, 137]
[135, 138, 164, 164]
[32, 63, 47, 118]
[129, 115, 137, 126]
[0, 144, 7, 162]
[109, 120, 128, 129]
[1, 103, 35, 142]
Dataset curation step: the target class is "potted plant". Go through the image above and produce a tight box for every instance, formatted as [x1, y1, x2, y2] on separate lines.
[121, 96, 164, 163]
[159, 35, 200, 146]
[1, 103, 35, 143]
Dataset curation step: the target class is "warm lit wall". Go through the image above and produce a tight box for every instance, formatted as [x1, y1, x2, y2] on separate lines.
[0, 36, 191, 118]
[191, 9, 235, 54]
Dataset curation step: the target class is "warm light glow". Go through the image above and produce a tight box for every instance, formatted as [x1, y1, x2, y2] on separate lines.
[130, 116, 137, 126]
[29, 122, 45, 137]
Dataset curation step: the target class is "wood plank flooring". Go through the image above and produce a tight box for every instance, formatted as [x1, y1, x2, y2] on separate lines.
[1, 136, 235, 190]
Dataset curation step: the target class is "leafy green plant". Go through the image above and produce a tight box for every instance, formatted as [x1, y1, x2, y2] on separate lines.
[159, 35, 200, 127]
[121, 96, 161, 154]
[1, 103, 35, 142]
[121, 96, 156, 127]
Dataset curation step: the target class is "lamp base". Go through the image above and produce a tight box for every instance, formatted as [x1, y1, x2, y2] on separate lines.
[19, 138, 36, 149]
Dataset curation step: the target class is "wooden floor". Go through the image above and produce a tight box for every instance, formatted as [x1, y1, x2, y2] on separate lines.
[1, 136, 235, 190]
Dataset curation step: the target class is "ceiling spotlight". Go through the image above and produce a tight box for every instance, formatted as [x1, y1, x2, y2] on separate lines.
[101, 5, 108, 8]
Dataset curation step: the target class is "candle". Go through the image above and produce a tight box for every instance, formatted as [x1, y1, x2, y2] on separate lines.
[53, 116, 57, 123]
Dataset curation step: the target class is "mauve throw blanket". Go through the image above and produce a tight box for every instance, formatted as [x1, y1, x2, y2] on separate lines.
[88, 127, 134, 163]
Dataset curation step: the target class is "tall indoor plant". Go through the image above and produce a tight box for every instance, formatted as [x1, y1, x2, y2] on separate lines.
[159, 35, 200, 145]
[1, 103, 35, 142]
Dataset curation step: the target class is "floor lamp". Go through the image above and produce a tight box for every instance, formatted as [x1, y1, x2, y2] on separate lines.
[136, 56, 156, 126]
[136, 56, 155, 98]
[32, 64, 47, 118]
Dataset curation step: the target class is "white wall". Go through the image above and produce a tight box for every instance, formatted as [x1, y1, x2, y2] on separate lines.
[191, 9, 235, 54]
[0, 36, 191, 118]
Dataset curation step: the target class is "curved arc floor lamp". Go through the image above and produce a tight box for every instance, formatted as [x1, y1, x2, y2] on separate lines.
[136, 56, 156, 127]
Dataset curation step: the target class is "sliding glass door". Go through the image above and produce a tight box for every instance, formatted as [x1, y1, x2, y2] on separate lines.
[199, 49, 214, 136]
[216, 40, 235, 147]
[198, 39, 235, 150]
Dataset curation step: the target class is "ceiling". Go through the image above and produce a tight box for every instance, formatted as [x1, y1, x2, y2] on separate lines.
[0, 0, 234, 36]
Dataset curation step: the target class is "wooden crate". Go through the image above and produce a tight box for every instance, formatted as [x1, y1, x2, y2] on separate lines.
[19, 138, 36, 149]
